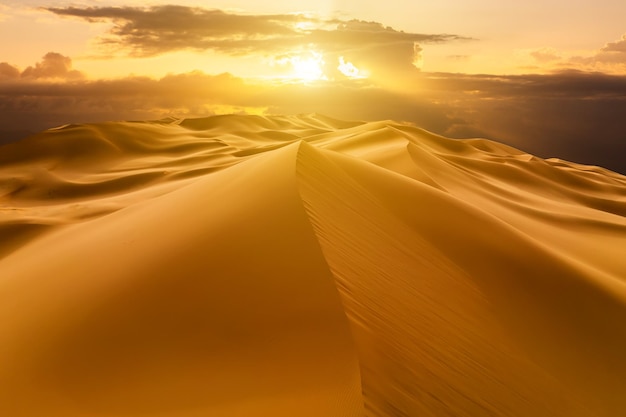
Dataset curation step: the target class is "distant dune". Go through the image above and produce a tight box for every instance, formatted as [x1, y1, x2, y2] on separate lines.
[1, 114, 625, 417]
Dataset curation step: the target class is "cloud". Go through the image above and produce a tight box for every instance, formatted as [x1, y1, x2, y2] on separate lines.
[46, 6, 464, 56]
[530, 47, 561, 63]
[46, 6, 302, 56]
[0, 53, 84, 82]
[20, 52, 84, 79]
[527, 34, 626, 73]
[0, 63, 20, 79]
[45, 5, 466, 82]
[567, 35, 626, 70]
[0, 59, 257, 143]
[2, 53, 626, 174]
[309, 19, 462, 49]
[601, 34, 626, 53]
[308, 19, 457, 79]
[419, 71, 626, 173]
[425, 70, 626, 99]
[587, 34, 626, 66]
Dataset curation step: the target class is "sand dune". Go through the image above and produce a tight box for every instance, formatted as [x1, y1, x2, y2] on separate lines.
[1, 114, 625, 416]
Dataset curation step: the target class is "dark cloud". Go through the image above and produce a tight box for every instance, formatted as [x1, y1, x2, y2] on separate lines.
[46, 5, 299, 34]
[309, 19, 462, 49]
[1, 54, 625, 174]
[46, 5, 302, 56]
[43, 6, 471, 84]
[264, 72, 626, 174]
[419, 71, 626, 173]
[424, 70, 626, 99]
[46, 6, 464, 56]
[0, 70, 251, 137]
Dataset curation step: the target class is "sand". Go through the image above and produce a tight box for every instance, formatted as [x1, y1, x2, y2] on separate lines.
[1, 114, 625, 416]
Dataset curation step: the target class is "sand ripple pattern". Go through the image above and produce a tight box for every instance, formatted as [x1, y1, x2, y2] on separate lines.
[1, 114, 625, 416]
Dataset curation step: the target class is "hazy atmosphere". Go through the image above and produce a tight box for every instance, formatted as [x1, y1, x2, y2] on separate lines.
[2, 2, 626, 417]
[2, 0, 626, 172]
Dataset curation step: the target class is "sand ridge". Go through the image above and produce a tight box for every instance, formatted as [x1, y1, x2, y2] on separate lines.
[1, 114, 625, 416]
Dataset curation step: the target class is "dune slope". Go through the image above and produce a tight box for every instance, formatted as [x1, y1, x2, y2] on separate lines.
[1, 114, 625, 416]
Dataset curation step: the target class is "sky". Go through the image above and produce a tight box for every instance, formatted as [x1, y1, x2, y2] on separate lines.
[1, 0, 626, 172]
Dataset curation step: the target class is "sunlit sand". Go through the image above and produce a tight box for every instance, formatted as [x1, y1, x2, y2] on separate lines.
[1, 114, 625, 416]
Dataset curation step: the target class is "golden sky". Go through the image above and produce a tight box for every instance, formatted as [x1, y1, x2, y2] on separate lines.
[3, 0, 626, 77]
[1, 1, 626, 172]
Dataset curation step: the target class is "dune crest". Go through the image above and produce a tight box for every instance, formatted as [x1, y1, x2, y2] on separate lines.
[1, 114, 625, 416]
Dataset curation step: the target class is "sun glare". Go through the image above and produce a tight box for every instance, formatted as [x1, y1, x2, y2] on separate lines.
[338, 56, 367, 79]
[271, 51, 368, 83]
[289, 51, 325, 81]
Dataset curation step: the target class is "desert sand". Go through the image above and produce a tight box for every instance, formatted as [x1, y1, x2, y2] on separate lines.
[1, 114, 625, 416]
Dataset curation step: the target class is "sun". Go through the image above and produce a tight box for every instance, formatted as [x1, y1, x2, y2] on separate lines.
[271, 51, 367, 82]
[288, 51, 326, 82]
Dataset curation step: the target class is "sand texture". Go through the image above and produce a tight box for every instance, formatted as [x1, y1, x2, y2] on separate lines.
[1, 114, 625, 416]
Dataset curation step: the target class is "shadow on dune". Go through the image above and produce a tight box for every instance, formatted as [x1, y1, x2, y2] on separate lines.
[1, 114, 625, 416]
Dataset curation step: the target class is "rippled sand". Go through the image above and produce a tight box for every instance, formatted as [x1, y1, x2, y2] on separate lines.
[1, 114, 625, 416]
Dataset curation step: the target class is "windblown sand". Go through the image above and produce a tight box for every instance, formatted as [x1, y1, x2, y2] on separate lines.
[1, 114, 625, 416]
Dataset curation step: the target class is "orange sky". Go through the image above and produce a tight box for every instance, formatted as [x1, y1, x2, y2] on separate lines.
[2, 0, 626, 78]
[1, 1, 626, 173]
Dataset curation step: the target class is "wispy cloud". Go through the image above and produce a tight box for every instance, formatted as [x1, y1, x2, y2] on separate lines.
[46, 6, 464, 57]
[601, 34, 626, 53]
[527, 34, 626, 73]
[46, 6, 302, 56]
[529, 48, 561, 64]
